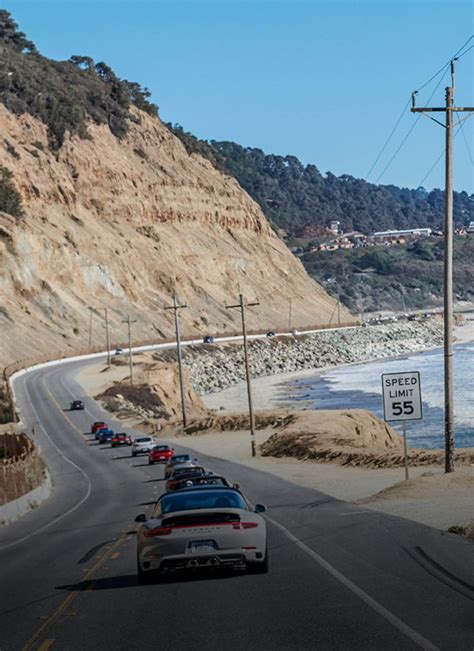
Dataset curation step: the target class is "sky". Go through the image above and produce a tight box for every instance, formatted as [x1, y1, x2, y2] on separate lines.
[3, 0, 473, 193]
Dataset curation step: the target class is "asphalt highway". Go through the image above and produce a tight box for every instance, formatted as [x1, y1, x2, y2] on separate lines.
[1, 358, 474, 650]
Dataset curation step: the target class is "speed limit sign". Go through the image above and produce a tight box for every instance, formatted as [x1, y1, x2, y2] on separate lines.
[382, 371, 422, 422]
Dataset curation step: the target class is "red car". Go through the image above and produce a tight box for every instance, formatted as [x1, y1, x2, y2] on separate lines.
[148, 444, 174, 465]
[91, 421, 107, 433]
[111, 432, 132, 447]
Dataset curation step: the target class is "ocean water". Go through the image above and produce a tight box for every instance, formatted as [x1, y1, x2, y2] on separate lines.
[286, 343, 474, 450]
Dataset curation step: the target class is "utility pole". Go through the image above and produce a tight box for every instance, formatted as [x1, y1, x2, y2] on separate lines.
[165, 294, 188, 428]
[104, 307, 111, 367]
[226, 294, 260, 456]
[411, 60, 474, 473]
[122, 315, 137, 386]
[288, 298, 292, 331]
[88, 306, 94, 347]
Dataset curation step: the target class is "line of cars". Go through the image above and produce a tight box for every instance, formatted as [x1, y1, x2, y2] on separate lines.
[135, 452, 269, 582]
[89, 422, 269, 582]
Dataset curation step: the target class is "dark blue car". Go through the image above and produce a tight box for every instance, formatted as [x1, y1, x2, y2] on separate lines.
[98, 428, 114, 444]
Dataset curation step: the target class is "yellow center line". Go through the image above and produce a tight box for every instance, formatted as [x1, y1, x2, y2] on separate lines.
[111, 552, 120, 560]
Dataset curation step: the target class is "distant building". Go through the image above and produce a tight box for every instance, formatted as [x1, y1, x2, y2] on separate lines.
[467, 221, 474, 233]
[369, 228, 432, 241]
[330, 220, 340, 234]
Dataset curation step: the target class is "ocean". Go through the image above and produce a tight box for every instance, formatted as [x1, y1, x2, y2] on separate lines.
[286, 342, 474, 450]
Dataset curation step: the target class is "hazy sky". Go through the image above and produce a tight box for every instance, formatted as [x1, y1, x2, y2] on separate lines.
[4, 0, 473, 192]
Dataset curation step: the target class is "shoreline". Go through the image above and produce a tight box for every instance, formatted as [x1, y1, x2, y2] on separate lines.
[202, 320, 474, 415]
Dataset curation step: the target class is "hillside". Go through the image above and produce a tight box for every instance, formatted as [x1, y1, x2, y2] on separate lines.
[169, 127, 474, 236]
[301, 237, 474, 313]
[0, 12, 351, 367]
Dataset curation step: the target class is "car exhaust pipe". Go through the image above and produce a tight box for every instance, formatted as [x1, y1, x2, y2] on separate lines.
[208, 557, 220, 566]
[188, 559, 199, 568]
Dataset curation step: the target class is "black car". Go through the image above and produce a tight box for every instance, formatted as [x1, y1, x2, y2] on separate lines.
[203, 335, 214, 344]
[266, 331, 276, 337]
[70, 400, 84, 410]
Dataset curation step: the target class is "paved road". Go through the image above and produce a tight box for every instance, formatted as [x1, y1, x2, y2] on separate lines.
[1, 359, 473, 650]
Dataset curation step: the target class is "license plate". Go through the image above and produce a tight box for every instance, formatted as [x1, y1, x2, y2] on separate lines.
[189, 540, 217, 554]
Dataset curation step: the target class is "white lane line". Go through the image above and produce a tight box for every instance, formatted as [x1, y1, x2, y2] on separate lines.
[339, 511, 369, 516]
[266, 515, 439, 651]
[0, 375, 93, 552]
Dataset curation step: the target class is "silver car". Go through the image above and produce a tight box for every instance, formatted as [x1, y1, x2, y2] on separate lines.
[131, 436, 156, 457]
[135, 486, 268, 582]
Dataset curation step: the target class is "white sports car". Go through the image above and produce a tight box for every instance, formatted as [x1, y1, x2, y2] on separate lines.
[135, 486, 268, 582]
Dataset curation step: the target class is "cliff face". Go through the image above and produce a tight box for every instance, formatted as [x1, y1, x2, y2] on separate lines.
[0, 105, 353, 366]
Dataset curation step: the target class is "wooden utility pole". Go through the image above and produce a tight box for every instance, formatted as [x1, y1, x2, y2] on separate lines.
[88, 306, 94, 347]
[104, 307, 111, 367]
[226, 294, 260, 457]
[165, 294, 188, 428]
[411, 60, 474, 473]
[122, 315, 137, 386]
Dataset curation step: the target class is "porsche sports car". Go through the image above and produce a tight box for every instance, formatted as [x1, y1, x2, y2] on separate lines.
[165, 466, 210, 492]
[171, 475, 235, 491]
[135, 486, 268, 582]
[148, 444, 174, 465]
[164, 454, 198, 477]
[91, 421, 107, 434]
[111, 432, 132, 447]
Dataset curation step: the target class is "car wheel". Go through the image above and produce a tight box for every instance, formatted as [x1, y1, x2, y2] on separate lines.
[247, 550, 269, 574]
[149, 460, 154, 465]
[132, 452, 136, 457]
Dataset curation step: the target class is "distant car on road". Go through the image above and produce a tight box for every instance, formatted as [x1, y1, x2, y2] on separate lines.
[135, 486, 268, 582]
[111, 432, 132, 447]
[91, 421, 107, 434]
[148, 444, 174, 465]
[266, 331, 276, 337]
[70, 400, 84, 411]
[131, 436, 156, 457]
[203, 335, 214, 344]
[98, 428, 114, 444]
[114, 348, 124, 355]
[291, 329, 300, 336]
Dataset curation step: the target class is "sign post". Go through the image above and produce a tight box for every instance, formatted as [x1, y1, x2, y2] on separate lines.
[382, 371, 422, 481]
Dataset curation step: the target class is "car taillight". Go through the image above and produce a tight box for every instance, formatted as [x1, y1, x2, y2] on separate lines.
[232, 522, 258, 530]
[143, 526, 172, 538]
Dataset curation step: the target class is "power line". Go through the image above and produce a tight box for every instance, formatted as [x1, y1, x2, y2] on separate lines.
[375, 68, 449, 184]
[366, 37, 473, 183]
[456, 113, 474, 164]
[417, 114, 474, 187]
[365, 97, 411, 180]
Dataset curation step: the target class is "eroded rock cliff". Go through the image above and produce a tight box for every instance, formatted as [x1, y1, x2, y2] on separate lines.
[0, 105, 353, 365]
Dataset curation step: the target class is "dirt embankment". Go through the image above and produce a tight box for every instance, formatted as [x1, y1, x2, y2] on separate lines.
[0, 432, 48, 507]
[96, 359, 208, 424]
